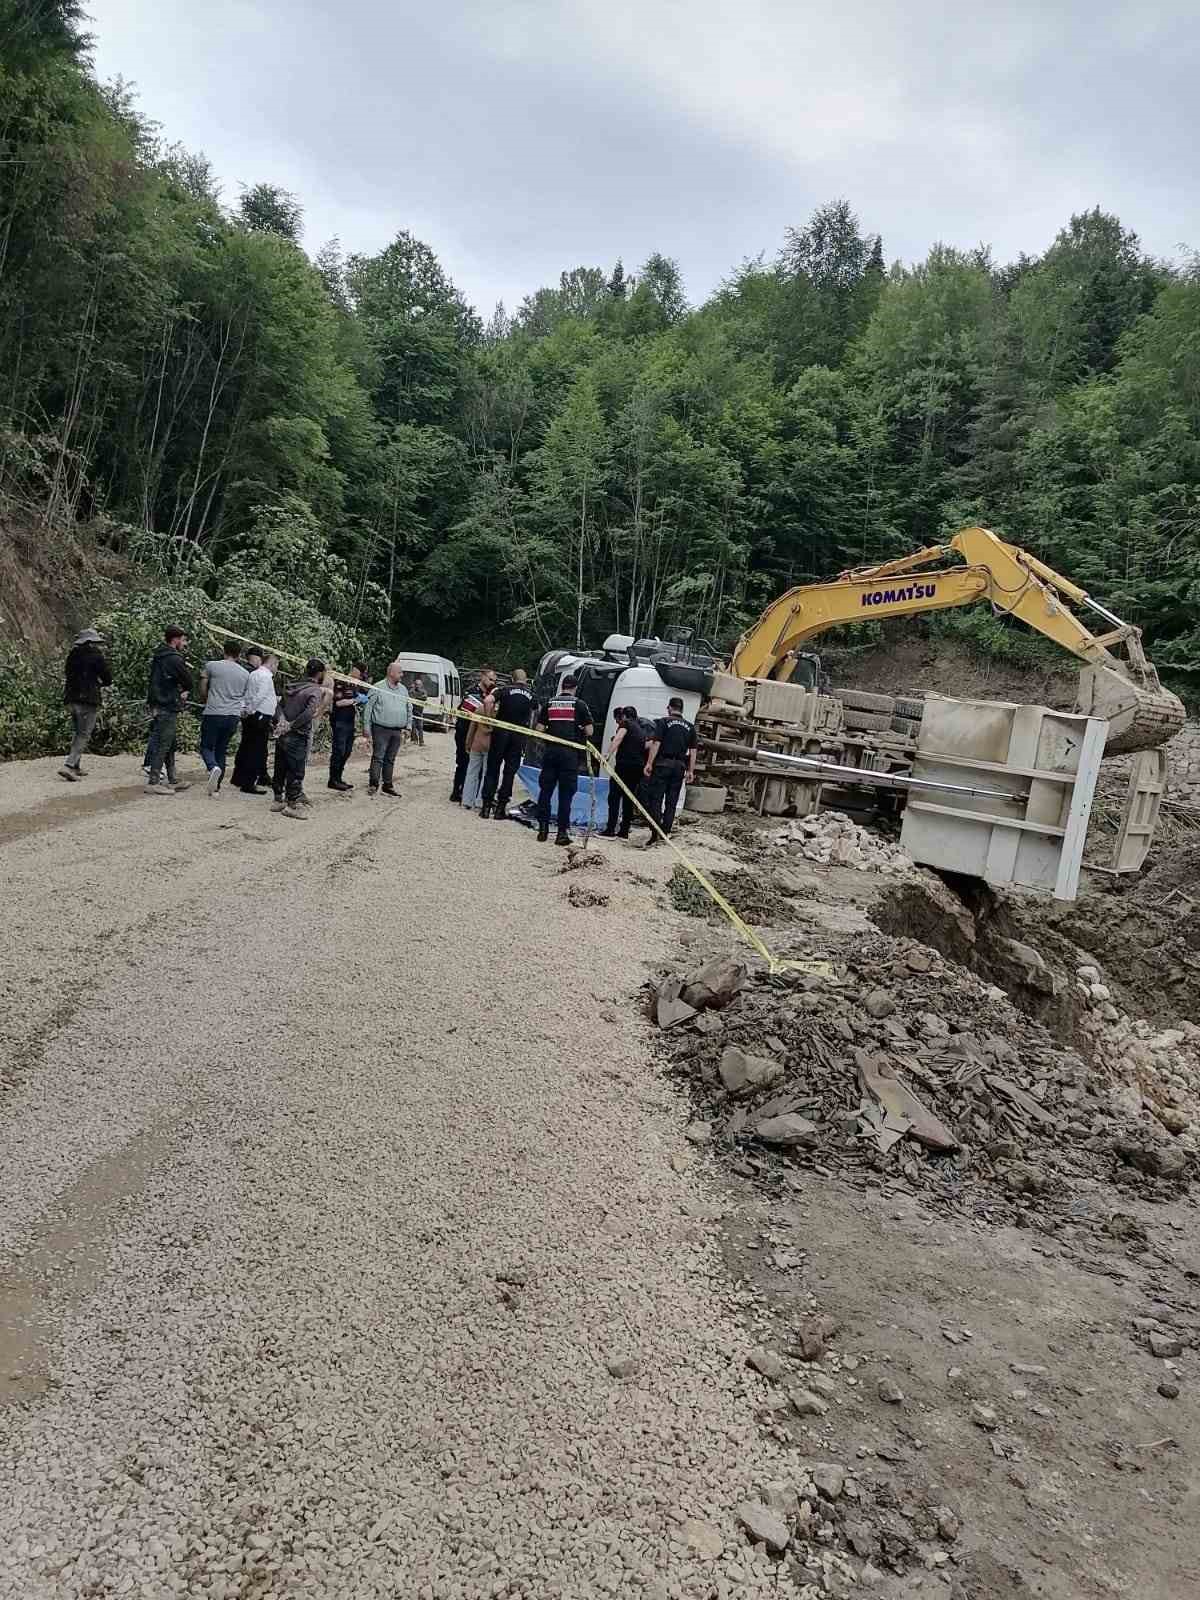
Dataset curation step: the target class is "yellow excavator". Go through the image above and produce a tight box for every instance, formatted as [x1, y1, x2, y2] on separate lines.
[730, 526, 1184, 755]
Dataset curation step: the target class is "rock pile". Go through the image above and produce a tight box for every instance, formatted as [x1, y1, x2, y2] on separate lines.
[1076, 957, 1200, 1152]
[654, 931, 1196, 1212]
[772, 813, 913, 875]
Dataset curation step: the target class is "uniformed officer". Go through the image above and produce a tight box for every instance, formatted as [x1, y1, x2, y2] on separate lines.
[642, 696, 697, 846]
[600, 706, 648, 838]
[534, 674, 594, 844]
[481, 668, 536, 820]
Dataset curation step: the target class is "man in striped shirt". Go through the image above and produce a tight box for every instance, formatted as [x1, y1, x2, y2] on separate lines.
[534, 675, 594, 845]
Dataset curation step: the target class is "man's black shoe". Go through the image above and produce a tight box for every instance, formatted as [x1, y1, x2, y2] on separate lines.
[600, 828, 617, 837]
[328, 780, 353, 792]
[479, 805, 492, 820]
[382, 784, 400, 797]
[554, 833, 571, 846]
[450, 791, 463, 803]
[536, 828, 549, 843]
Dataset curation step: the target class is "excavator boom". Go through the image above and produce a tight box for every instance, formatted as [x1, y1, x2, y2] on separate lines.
[731, 526, 1184, 755]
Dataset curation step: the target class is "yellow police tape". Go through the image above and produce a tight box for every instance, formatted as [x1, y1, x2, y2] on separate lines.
[199, 621, 826, 977]
[450, 701, 830, 979]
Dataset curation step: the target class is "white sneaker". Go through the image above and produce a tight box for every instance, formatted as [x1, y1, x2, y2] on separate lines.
[206, 768, 221, 797]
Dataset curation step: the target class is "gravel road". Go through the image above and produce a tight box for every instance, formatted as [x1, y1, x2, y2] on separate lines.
[0, 746, 803, 1598]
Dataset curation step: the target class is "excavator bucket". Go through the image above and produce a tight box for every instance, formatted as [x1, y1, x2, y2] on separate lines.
[1077, 665, 1186, 755]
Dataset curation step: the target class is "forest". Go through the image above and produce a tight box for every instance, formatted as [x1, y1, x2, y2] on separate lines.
[2, 2, 1199, 755]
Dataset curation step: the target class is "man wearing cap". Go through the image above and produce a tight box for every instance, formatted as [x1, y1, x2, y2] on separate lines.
[59, 627, 112, 782]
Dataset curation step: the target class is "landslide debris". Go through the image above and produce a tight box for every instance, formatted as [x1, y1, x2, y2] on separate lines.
[653, 926, 1197, 1217]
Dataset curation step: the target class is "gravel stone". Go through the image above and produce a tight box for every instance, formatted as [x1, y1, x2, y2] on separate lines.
[0, 749, 804, 1599]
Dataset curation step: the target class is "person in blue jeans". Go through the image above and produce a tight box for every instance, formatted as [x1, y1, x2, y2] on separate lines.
[199, 638, 250, 796]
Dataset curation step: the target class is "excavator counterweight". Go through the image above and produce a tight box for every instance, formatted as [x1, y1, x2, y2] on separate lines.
[730, 527, 1184, 756]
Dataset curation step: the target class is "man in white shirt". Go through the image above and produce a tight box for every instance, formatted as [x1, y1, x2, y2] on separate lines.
[232, 649, 279, 794]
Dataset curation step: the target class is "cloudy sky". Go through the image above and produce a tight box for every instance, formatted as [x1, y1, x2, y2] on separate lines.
[92, 0, 1198, 315]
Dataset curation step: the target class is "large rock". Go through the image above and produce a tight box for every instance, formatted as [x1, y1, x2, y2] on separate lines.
[682, 957, 748, 1011]
[654, 976, 698, 1029]
[811, 1463, 846, 1501]
[754, 1113, 819, 1148]
[735, 1501, 790, 1553]
[1115, 1138, 1190, 1180]
[719, 1047, 784, 1096]
[747, 1347, 787, 1380]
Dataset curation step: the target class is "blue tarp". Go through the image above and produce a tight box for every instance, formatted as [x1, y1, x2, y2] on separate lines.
[516, 764, 609, 827]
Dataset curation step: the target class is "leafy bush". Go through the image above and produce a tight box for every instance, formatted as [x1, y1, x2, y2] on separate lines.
[0, 644, 70, 760]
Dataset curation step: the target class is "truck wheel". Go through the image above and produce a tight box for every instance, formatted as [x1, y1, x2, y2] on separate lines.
[891, 715, 922, 737]
[893, 696, 924, 719]
[841, 711, 892, 732]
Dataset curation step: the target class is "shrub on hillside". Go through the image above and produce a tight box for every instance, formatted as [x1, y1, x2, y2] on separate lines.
[0, 645, 69, 760]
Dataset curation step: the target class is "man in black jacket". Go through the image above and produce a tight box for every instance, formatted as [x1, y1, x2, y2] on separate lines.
[480, 668, 535, 820]
[641, 697, 697, 845]
[59, 627, 112, 782]
[145, 625, 193, 795]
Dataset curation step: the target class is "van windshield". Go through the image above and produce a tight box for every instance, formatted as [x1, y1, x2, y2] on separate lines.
[401, 672, 440, 700]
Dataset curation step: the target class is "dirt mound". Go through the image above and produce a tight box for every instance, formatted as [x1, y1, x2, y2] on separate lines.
[0, 503, 123, 655]
[825, 633, 1076, 712]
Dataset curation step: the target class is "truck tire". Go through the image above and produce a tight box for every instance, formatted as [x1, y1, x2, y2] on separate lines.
[841, 710, 892, 732]
[834, 689, 896, 714]
[893, 696, 924, 719]
[890, 715, 921, 737]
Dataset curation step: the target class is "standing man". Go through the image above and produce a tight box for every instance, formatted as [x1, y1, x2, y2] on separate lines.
[641, 696, 697, 846]
[199, 637, 250, 797]
[145, 624, 193, 795]
[451, 667, 495, 802]
[600, 706, 648, 838]
[480, 667, 535, 821]
[534, 674, 593, 845]
[232, 649, 277, 794]
[328, 662, 367, 792]
[460, 677, 496, 811]
[362, 661, 411, 798]
[59, 627, 112, 782]
[408, 676, 426, 746]
[272, 658, 327, 820]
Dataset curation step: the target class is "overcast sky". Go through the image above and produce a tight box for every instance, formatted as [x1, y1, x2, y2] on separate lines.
[91, 0, 1198, 315]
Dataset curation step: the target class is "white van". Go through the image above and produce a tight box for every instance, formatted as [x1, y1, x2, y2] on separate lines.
[390, 652, 460, 731]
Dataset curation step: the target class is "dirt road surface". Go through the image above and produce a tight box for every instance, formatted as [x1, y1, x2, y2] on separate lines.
[1, 744, 1197, 1600]
[0, 747, 808, 1599]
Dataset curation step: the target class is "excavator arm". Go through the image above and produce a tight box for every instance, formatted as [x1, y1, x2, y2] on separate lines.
[730, 526, 1184, 754]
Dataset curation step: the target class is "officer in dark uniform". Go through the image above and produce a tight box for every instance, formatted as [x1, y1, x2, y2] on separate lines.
[534, 674, 594, 844]
[642, 696, 697, 846]
[601, 706, 648, 838]
[481, 668, 535, 820]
